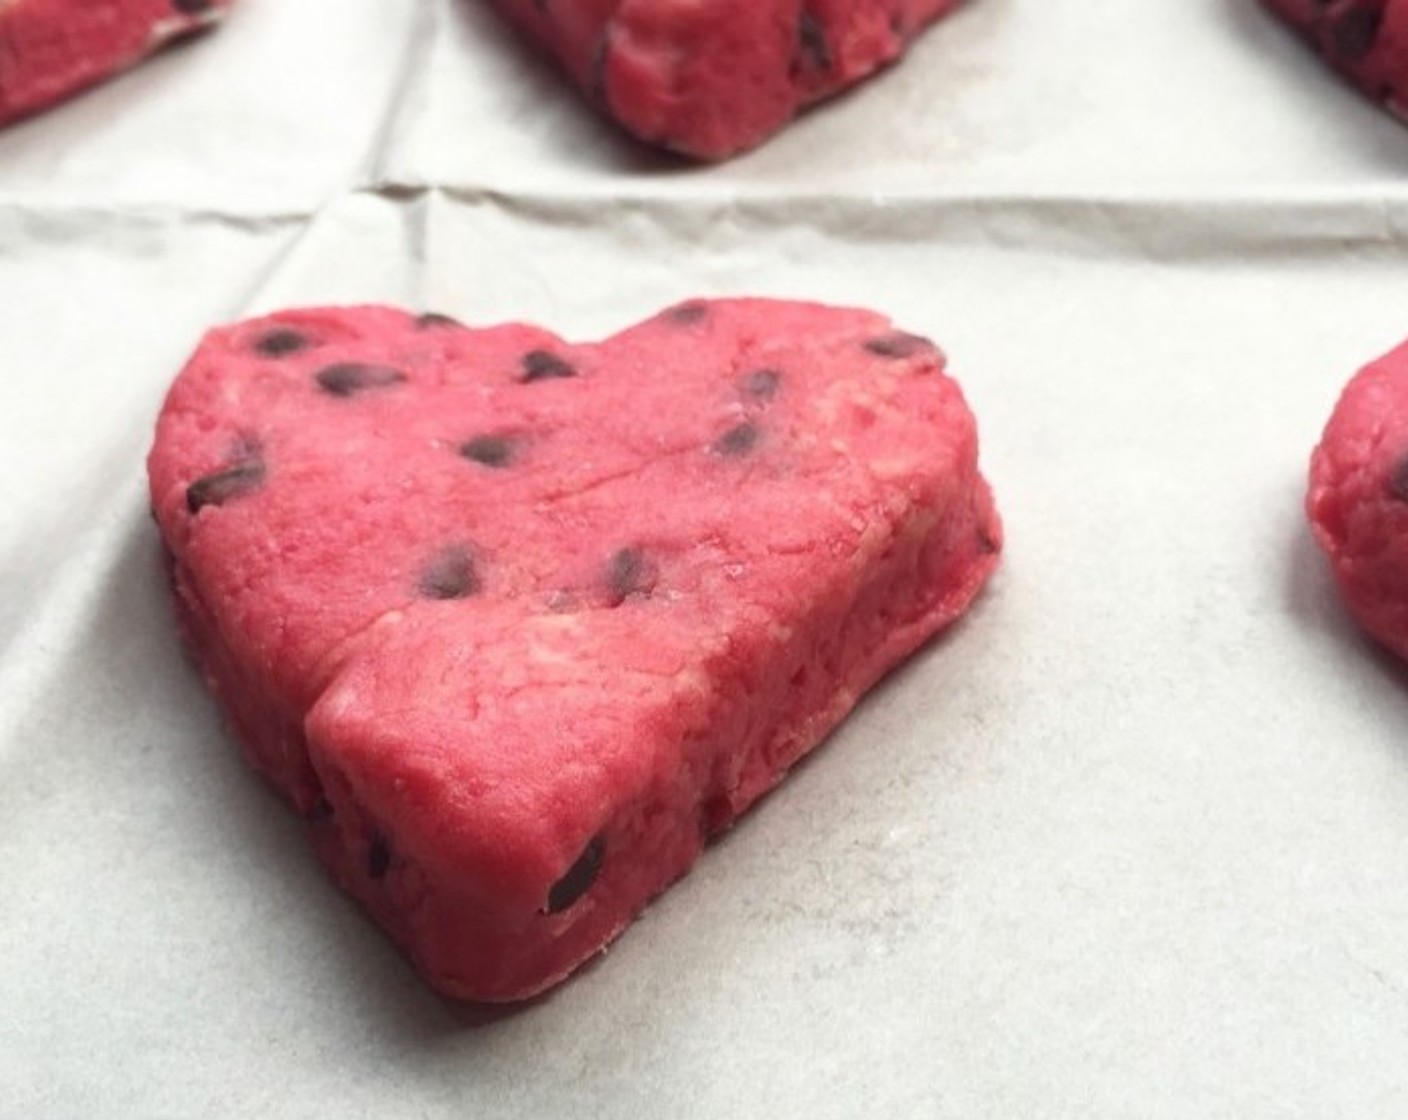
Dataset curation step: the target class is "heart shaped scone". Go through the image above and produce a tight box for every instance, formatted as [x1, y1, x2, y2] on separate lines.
[1262, 0, 1408, 122]
[148, 299, 1001, 1001]
[0, 0, 230, 127]
[1309, 336, 1408, 660]
[487, 0, 967, 159]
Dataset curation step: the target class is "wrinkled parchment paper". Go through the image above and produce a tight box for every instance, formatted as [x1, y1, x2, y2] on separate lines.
[5, 1, 1408, 1115]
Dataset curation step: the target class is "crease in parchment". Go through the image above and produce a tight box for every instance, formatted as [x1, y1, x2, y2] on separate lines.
[9, 181, 1408, 264]
[396, 183, 1408, 262]
[358, 0, 441, 189]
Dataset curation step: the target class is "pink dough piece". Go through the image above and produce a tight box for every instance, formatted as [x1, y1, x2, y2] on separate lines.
[147, 299, 1001, 1001]
[1309, 336, 1408, 660]
[486, 0, 967, 159]
[0, 0, 230, 127]
[1262, 0, 1408, 120]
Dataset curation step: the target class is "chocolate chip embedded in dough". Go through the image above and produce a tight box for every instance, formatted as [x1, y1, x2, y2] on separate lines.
[863, 332, 933, 360]
[664, 302, 708, 326]
[367, 832, 392, 879]
[1330, 6, 1382, 61]
[315, 362, 407, 398]
[415, 312, 466, 330]
[418, 546, 480, 601]
[713, 422, 760, 457]
[606, 547, 655, 604]
[254, 328, 310, 358]
[171, 0, 216, 14]
[460, 434, 517, 468]
[186, 461, 265, 514]
[740, 368, 781, 401]
[520, 350, 578, 383]
[796, 11, 833, 72]
[1387, 453, 1408, 502]
[546, 836, 605, 913]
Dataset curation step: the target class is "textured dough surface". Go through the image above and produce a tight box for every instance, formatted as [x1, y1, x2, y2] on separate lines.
[1262, 0, 1408, 119]
[0, 0, 229, 126]
[147, 299, 1002, 1001]
[1309, 336, 1408, 661]
[487, 0, 965, 159]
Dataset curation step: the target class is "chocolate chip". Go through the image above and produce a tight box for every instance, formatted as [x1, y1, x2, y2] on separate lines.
[186, 461, 265, 513]
[254, 328, 309, 357]
[171, 0, 215, 13]
[415, 312, 465, 330]
[546, 836, 605, 914]
[863, 332, 933, 360]
[664, 302, 708, 326]
[521, 350, 577, 383]
[368, 832, 392, 879]
[713, 422, 760, 457]
[1331, 6, 1381, 60]
[460, 435, 516, 468]
[606, 547, 656, 605]
[308, 797, 335, 825]
[740, 368, 781, 400]
[315, 362, 406, 397]
[978, 526, 1000, 555]
[1389, 454, 1408, 502]
[418, 546, 479, 600]
[796, 11, 833, 72]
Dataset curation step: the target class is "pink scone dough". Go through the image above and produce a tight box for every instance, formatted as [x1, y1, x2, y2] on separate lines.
[1262, 0, 1408, 120]
[1309, 337, 1408, 661]
[0, 0, 230, 126]
[487, 0, 966, 159]
[147, 299, 1002, 1001]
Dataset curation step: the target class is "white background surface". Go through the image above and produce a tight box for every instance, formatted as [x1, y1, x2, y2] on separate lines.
[4, 1, 1408, 1116]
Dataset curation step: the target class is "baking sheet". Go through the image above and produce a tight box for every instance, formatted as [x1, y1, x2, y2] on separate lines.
[5, 1, 1408, 1116]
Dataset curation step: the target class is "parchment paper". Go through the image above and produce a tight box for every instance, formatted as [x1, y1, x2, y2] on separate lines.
[4, 1, 1408, 1116]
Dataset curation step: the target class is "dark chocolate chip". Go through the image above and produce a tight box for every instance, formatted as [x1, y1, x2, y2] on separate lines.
[1330, 6, 1381, 60]
[713, 422, 760, 457]
[418, 546, 480, 600]
[740, 368, 781, 400]
[606, 547, 656, 605]
[460, 434, 516, 468]
[368, 832, 392, 879]
[978, 526, 1000, 555]
[863, 332, 934, 360]
[520, 350, 577, 383]
[796, 11, 833, 72]
[664, 302, 708, 326]
[171, 0, 215, 13]
[415, 312, 465, 330]
[315, 362, 407, 398]
[186, 461, 265, 514]
[546, 836, 605, 914]
[1389, 454, 1408, 502]
[254, 328, 309, 357]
